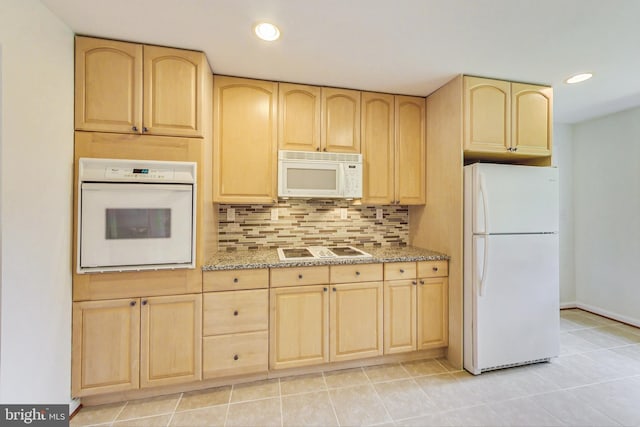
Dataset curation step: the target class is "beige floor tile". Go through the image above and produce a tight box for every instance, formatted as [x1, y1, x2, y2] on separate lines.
[169, 405, 227, 427]
[560, 331, 602, 355]
[559, 316, 587, 332]
[113, 414, 172, 427]
[571, 377, 640, 426]
[611, 343, 640, 362]
[526, 356, 597, 389]
[531, 390, 620, 426]
[581, 348, 640, 376]
[562, 311, 611, 328]
[444, 404, 506, 427]
[597, 325, 640, 344]
[175, 386, 231, 412]
[364, 363, 410, 383]
[116, 394, 181, 421]
[323, 367, 369, 388]
[280, 373, 326, 396]
[329, 384, 392, 426]
[225, 397, 281, 427]
[435, 357, 460, 372]
[70, 402, 126, 426]
[490, 364, 560, 396]
[612, 322, 640, 336]
[487, 397, 563, 426]
[281, 391, 338, 426]
[401, 359, 447, 377]
[374, 378, 438, 420]
[569, 327, 631, 348]
[230, 378, 279, 403]
[396, 412, 452, 427]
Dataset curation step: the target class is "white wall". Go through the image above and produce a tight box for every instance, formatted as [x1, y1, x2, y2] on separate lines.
[553, 124, 576, 306]
[572, 107, 640, 326]
[0, 0, 74, 404]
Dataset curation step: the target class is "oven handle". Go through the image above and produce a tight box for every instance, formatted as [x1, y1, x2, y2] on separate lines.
[81, 182, 193, 192]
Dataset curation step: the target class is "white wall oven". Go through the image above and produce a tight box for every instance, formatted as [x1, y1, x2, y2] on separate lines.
[77, 158, 197, 273]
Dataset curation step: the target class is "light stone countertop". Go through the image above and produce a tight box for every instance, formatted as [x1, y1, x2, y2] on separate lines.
[202, 246, 449, 271]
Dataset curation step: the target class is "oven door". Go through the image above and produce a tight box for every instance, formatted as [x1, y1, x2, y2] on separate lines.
[79, 182, 194, 273]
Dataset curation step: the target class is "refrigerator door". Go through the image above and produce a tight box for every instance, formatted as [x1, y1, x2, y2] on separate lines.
[471, 233, 559, 372]
[469, 163, 558, 234]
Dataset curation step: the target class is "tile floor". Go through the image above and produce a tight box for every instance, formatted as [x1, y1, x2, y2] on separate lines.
[71, 309, 640, 426]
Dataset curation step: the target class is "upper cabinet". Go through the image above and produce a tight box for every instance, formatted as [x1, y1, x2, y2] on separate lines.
[361, 93, 425, 205]
[213, 76, 278, 204]
[463, 76, 552, 159]
[321, 88, 361, 153]
[75, 36, 207, 138]
[278, 83, 321, 151]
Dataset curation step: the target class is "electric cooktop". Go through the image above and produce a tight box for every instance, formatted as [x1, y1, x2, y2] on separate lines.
[277, 246, 372, 261]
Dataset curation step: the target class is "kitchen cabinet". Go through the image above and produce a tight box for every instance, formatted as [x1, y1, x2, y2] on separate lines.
[202, 269, 269, 378]
[75, 36, 207, 137]
[270, 264, 383, 369]
[278, 83, 321, 151]
[382, 261, 448, 354]
[72, 293, 201, 397]
[463, 76, 552, 158]
[213, 76, 278, 203]
[321, 87, 361, 153]
[361, 93, 425, 205]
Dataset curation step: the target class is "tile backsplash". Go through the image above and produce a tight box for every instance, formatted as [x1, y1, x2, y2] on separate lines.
[218, 200, 408, 251]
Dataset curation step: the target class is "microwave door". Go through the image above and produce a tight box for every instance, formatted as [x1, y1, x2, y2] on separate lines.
[279, 161, 341, 198]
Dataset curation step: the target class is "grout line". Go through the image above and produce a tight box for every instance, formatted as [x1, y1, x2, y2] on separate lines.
[109, 401, 128, 425]
[278, 378, 283, 427]
[321, 371, 341, 427]
[165, 392, 183, 427]
[364, 366, 394, 424]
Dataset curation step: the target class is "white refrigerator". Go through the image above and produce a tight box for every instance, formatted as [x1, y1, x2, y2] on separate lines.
[463, 163, 560, 375]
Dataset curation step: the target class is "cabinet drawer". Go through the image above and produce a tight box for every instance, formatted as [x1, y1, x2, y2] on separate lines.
[203, 268, 269, 292]
[203, 289, 268, 336]
[203, 331, 268, 378]
[417, 260, 448, 278]
[270, 266, 329, 288]
[384, 262, 417, 281]
[330, 263, 383, 284]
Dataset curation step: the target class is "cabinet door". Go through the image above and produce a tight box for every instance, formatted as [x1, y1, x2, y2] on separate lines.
[361, 92, 395, 204]
[214, 76, 278, 203]
[143, 45, 206, 137]
[395, 96, 426, 205]
[140, 294, 202, 388]
[321, 88, 361, 153]
[278, 83, 321, 151]
[72, 299, 140, 397]
[330, 282, 383, 362]
[383, 280, 417, 354]
[270, 285, 329, 369]
[511, 83, 552, 156]
[463, 76, 511, 154]
[417, 277, 448, 350]
[75, 37, 142, 134]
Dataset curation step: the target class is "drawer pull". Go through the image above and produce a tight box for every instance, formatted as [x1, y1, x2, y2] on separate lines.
[233, 310, 239, 316]
[420, 280, 425, 285]
[298, 274, 303, 279]
[233, 278, 239, 283]
[400, 269, 405, 273]
[433, 267, 439, 272]
[332, 287, 337, 292]
[323, 287, 328, 292]
[412, 281, 417, 285]
[130, 301, 136, 307]
[142, 300, 148, 306]
[355, 271, 360, 276]
[233, 354, 239, 361]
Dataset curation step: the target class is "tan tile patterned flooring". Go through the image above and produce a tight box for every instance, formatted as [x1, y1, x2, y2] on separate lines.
[71, 309, 640, 426]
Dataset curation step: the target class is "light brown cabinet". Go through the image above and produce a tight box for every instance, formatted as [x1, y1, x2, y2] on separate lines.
[464, 76, 552, 159]
[75, 36, 207, 137]
[213, 76, 278, 203]
[361, 93, 425, 205]
[383, 261, 448, 355]
[278, 83, 321, 151]
[321, 87, 361, 153]
[72, 293, 201, 397]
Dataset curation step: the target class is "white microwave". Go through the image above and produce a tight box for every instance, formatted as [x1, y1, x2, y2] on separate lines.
[278, 150, 363, 199]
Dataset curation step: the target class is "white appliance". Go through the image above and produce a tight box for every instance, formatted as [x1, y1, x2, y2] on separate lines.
[278, 150, 362, 199]
[77, 158, 197, 273]
[277, 246, 372, 261]
[464, 163, 559, 375]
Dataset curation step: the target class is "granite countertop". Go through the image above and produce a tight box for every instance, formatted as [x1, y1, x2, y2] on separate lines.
[202, 246, 449, 271]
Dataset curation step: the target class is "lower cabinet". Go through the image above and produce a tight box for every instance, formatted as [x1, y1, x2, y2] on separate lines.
[417, 277, 449, 349]
[72, 293, 202, 397]
[383, 279, 417, 354]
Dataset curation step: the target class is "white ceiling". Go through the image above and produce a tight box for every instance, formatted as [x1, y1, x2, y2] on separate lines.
[42, 0, 640, 124]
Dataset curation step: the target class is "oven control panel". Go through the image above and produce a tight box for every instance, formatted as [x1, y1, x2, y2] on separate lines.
[105, 167, 175, 180]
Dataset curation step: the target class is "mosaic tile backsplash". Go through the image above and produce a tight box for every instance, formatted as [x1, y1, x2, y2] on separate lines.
[218, 200, 408, 251]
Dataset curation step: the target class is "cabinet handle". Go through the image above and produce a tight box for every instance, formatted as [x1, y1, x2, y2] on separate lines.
[323, 148, 327, 152]
[233, 310, 239, 316]
[132, 126, 138, 132]
[233, 354, 239, 361]
[143, 127, 149, 133]
[298, 274, 303, 279]
[400, 269, 405, 274]
[513, 147, 518, 152]
[142, 300, 148, 306]
[412, 281, 417, 285]
[420, 280, 425, 285]
[233, 278, 239, 283]
[323, 287, 328, 292]
[316, 147, 320, 151]
[130, 301, 136, 307]
[332, 287, 337, 292]
[432, 267, 439, 272]
[355, 271, 360, 276]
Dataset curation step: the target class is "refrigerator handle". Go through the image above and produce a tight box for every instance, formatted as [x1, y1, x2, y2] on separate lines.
[479, 172, 489, 233]
[479, 235, 489, 297]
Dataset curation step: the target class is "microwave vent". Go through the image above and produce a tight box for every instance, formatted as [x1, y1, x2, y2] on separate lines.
[279, 150, 362, 163]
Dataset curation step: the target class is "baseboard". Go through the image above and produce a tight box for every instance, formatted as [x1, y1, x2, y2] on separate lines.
[560, 301, 577, 309]
[69, 398, 81, 417]
[573, 302, 640, 328]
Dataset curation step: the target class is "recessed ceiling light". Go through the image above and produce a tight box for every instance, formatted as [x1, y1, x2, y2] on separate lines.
[254, 22, 280, 41]
[565, 73, 593, 84]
